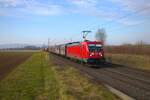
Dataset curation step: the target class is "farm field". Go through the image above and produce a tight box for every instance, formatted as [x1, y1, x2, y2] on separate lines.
[106, 53, 150, 71]
[0, 52, 119, 100]
[0, 52, 33, 80]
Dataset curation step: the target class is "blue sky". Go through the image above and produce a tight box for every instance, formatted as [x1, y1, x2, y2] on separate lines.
[0, 0, 150, 45]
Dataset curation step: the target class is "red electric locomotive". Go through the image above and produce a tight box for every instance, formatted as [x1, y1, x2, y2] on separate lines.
[66, 40, 105, 64]
[50, 40, 105, 64]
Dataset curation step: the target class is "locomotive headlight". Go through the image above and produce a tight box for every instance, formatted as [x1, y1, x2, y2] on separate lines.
[99, 52, 102, 56]
[90, 52, 94, 56]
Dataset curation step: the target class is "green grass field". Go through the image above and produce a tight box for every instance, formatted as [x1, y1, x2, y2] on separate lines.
[0, 52, 119, 100]
[0, 52, 59, 100]
[106, 53, 150, 71]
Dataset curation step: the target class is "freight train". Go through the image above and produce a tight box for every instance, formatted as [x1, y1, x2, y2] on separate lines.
[49, 40, 105, 64]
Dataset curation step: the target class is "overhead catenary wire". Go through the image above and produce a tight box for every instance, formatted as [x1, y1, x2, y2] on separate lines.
[93, 6, 150, 32]
[108, 18, 150, 32]
[102, 6, 150, 27]
[68, 6, 150, 42]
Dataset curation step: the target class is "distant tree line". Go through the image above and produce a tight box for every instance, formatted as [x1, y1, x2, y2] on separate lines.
[105, 41, 150, 55]
[0, 45, 41, 50]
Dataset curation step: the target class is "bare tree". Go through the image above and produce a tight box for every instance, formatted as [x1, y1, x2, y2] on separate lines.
[95, 28, 107, 44]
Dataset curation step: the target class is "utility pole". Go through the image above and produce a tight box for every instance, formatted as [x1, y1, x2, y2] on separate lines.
[48, 38, 50, 51]
[70, 38, 72, 43]
[82, 30, 91, 41]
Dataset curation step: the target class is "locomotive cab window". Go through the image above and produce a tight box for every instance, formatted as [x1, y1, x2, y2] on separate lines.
[88, 44, 102, 52]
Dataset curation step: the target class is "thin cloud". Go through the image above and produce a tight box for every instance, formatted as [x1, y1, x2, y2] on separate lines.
[0, 0, 149, 26]
[68, 0, 97, 8]
[0, 0, 26, 7]
[110, 0, 150, 16]
[67, 0, 120, 20]
[67, 0, 139, 26]
[22, 4, 63, 16]
[106, 0, 150, 26]
[116, 18, 143, 26]
[0, 0, 64, 16]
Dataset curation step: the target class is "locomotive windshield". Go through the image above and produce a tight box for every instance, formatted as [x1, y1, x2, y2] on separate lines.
[88, 44, 102, 52]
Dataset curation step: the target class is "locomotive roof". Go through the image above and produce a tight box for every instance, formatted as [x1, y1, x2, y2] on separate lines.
[67, 40, 103, 44]
[53, 40, 103, 47]
[66, 41, 81, 45]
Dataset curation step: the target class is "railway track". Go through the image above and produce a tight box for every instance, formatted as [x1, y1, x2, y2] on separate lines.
[51, 53, 150, 100]
[96, 68, 150, 99]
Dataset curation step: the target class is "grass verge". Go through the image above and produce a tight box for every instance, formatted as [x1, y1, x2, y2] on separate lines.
[106, 53, 150, 70]
[53, 66, 120, 100]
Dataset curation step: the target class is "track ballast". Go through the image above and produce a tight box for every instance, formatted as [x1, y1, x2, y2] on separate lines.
[51, 53, 150, 100]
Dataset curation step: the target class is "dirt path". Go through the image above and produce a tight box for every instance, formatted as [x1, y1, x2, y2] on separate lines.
[0, 53, 32, 81]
